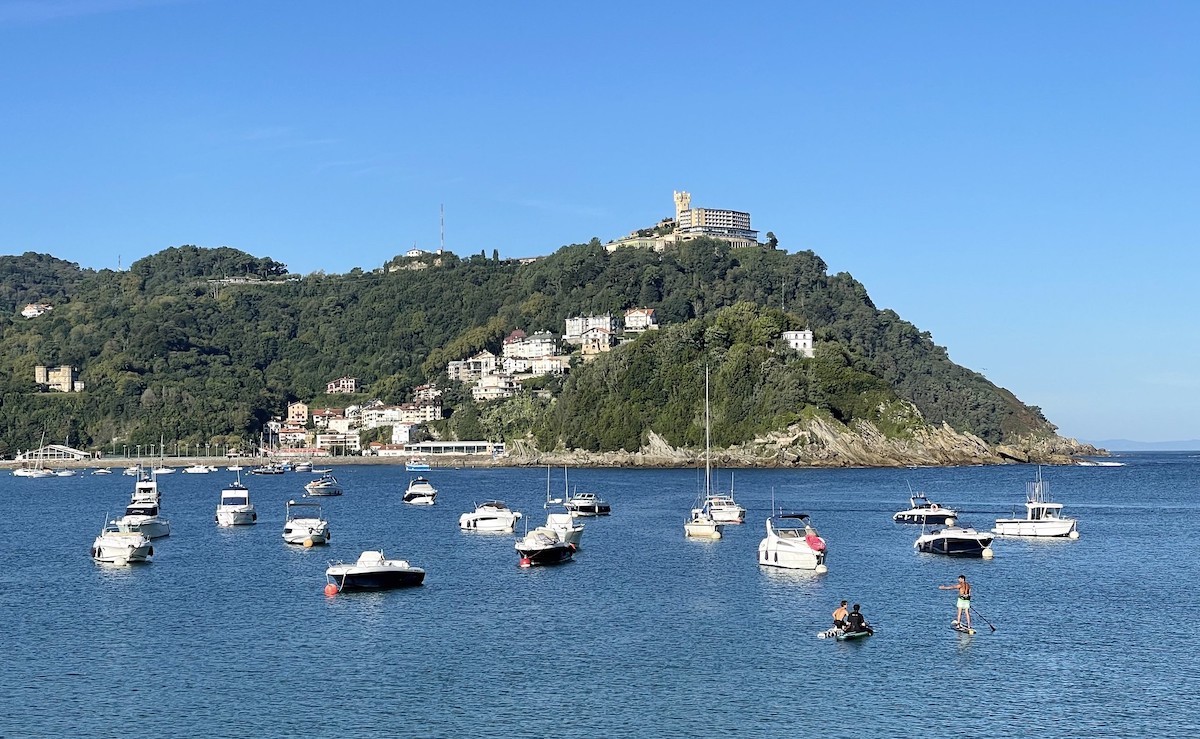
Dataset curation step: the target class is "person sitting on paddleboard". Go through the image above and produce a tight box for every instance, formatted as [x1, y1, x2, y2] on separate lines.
[845, 604, 871, 634]
[939, 574, 972, 629]
[832, 600, 849, 630]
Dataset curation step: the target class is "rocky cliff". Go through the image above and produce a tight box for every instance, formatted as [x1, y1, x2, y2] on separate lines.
[504, 413, 1102, 469]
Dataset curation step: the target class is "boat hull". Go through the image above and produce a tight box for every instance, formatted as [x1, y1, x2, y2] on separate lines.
[283, 521, 330, 545]
[92, 533, 153, 564]
[992, 519, 1077, 538]
[459, 514, 520, 532]
[404, 493, 437, 505]
[331, 569, 425, 591]
[516, 544, 574, 566]
[893, 511, 957, 525]
[684, 520, 723, 539]
[758, 541, 825, 570]
[915, 535, 993, 557]
[216, 508, 257, 526]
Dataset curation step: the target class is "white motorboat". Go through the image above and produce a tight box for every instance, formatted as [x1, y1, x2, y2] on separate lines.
[459, 501, 522, 532]
[686, 368, 726, 539]
[544, 512, 584, 548]
[92, 467, 114, 475]
[183, 463, 212, 474]
[325, 551, 425, 591]
[55, 468, 78, 477]
[758, 513, 828, 572]
[215, 473, 257, 526]
[92, 521, 153, 565]
[251, 463, 285, 475]
[403, 476, 438, 505]
[515, 526, 574, 567]
[405, 458, 431, 472]
[153, 466, 175, 475]
[304, 474, 343, 497]
[226, 464, 243, 471]
[893, 492, 958, 525]
[283, 499, 330, 545]
[915, 525, 995, 557]
[312, 467, 333, 474]
[114, 473, 170, 539]
[293, 461, 314, 473]
[564, 491, 610, 516]
[685, 506, 723, 539]
[702, 493, 745, 524]
[993, 468, 1079, 539]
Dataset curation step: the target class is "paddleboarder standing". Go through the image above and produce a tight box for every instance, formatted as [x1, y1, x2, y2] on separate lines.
[939, 574, 972, 630]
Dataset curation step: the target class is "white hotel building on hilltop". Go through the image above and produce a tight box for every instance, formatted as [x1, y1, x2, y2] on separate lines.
[606, 190, 763, 252]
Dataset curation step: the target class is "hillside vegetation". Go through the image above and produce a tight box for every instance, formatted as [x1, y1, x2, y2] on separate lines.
[0, 240, 1055, 458]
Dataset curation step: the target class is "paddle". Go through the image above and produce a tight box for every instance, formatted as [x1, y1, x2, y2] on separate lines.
[970, 606, 998, 632]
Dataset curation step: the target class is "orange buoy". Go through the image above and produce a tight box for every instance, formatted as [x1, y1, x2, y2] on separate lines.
[519, 557, 532, 568]
[303, 538, 314, 548]
[323, 583, 339, 596]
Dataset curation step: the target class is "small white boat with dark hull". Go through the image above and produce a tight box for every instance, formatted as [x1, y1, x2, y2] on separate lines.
[304, 474, 343, 497]
[459, 501, 522, 532]
[515, 526, 574, 567]
[92, 521, 153, 565]
[215, 474, 257, 526]
[993, 469, 1079, 539]
[92, 467, 114, 475]
[915, 525, 994, 558]
[283, 499, 330, 545]
[893, 493, 957, 525]
[564, 491, 610, 517]
[325, 551, 425, 591]
[403, 477, 438, 505]
[758, 513, 828, 572]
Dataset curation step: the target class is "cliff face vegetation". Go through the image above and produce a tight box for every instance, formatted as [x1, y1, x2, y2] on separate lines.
[0, 240, 1079, 464]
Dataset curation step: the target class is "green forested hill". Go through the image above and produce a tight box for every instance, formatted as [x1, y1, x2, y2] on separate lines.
[0, 241, 1053, 456]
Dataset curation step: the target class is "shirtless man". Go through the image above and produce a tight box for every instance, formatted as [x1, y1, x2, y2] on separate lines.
[832, 600, 849, 630]
[939, 575, 972, 629]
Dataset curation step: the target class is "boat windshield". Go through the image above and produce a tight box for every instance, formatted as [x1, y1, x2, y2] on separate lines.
[125, 505, 158, 517]
[221, 496, 249, 506]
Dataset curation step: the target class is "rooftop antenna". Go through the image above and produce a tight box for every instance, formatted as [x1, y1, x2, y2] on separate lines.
[439, 204, 445, 255]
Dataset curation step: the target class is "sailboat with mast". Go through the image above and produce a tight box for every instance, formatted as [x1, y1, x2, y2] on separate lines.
[685, 367, 724, 540]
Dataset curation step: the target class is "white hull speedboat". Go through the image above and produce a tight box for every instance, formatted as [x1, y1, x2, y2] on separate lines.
[993, 469, 1079, 539]
[304, 474, 343, 497]
[92, 468, 114, 475]
[183, 464, 211, 474]
[283, 499, 330, 545]
[564, 491, 610, 516]
[515, 526, 574, 567]
[55, 469, 78, 477]
[459, 501, 522, 532]
[326, 551, 425, 591]
[293, 461, 314, 473]
[545, 512, 584, 547]
[758, 513, 828, 572]
[915, 526, 994, 557]
[153, 466, 175, 475]
[893, 493, 958, 525]
[216, 478, 257, 526]
[685, 507, 723, 539]
[92, 524, 153, 565]
[403, 477, 438, 505]
[702, 494, 745, 524]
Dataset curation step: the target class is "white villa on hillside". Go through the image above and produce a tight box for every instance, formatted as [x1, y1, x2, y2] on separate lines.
[22, 303, 53, 319]
[782, 329, 815, 358]
[448, 350, 499, 382]
[503, 330, 558, 359]
[326, 376, 359, 394]
[624, 308, 659, 333]
[564, 314, 618, 344]
[472, 374, 521, 401]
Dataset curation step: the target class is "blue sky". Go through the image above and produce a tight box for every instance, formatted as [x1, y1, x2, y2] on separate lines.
[2, 1, 1197, 443]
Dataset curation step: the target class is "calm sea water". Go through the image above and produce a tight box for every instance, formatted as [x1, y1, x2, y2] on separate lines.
[2, 454, 1198, 737]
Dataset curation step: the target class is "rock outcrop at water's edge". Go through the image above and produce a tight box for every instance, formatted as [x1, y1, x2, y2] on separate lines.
[503, 418, 1104, 469]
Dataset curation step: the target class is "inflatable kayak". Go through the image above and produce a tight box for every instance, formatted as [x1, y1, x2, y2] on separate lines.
[836, 628, 873, 641]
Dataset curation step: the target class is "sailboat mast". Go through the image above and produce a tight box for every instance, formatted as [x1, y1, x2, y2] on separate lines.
[704, 365, 711, 495]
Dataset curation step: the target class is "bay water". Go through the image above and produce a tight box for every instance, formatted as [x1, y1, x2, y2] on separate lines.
[3, 453, 1197, 736]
